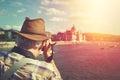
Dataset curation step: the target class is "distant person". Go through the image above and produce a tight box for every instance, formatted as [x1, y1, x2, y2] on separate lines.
[0, 17, 62, 80]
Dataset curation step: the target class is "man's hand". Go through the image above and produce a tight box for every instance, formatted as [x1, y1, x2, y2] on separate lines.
[43, 39, 52, 61]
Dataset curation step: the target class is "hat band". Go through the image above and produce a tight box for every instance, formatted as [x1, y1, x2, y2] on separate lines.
[20, 32, 47, 36]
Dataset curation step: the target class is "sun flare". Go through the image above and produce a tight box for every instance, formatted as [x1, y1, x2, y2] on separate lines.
[68, 0, 120, 35]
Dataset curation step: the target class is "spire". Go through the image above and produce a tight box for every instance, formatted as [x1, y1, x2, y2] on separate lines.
[71, 24, 76, 32]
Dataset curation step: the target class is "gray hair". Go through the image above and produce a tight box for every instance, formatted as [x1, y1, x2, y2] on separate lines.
[16, 36, 42, 49]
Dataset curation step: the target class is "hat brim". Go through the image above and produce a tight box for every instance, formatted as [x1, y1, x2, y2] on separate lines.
[14, 31, 50, 41]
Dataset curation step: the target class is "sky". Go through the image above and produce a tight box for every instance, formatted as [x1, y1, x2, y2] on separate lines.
[0, 0, 120, 35]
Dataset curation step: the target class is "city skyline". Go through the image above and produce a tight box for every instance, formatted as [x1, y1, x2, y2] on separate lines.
[0, 0, 120, 35]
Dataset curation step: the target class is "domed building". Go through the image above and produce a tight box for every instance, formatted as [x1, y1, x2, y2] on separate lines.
[54, 25, 85, 42]
[71, 25, 77, 42]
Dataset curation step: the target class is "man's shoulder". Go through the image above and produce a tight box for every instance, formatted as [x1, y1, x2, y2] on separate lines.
[0, 52, 57, 79]
[10, 53, 56, 79]
[1, 51, 25, 63]
[17, 61, 55, 80]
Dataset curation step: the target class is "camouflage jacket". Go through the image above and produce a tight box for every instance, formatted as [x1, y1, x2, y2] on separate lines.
[0, 46, 62, 80]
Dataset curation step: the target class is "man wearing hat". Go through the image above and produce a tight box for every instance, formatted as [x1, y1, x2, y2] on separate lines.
[0, 17, 62, 80]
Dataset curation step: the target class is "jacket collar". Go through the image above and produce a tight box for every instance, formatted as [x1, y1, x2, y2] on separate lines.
[11, 46, 36, 59]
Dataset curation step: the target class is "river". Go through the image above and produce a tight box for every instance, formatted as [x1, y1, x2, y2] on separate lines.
[54, 42, 120, 80]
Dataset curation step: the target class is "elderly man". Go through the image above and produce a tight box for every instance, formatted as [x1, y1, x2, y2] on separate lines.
[0, 17, 62, 80]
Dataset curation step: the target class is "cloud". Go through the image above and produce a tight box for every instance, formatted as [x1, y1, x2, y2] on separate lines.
[41, 0, 50, 6]
[37, 10, 42, 14]
[49, 17, 67, 22]
[69, 11, 90, 23]
[0, 0, 5, 3]
[5, 25, 21, 30]
[12, 25, 21, 30]
[12, 14, 17, 17]
[46, 25, 66, 34]
[41, 0, 69, 6]
[0, 9, 7, 15]
[17, 8, 26, 13]
[38, 7, 67, 17]
[46, 8, 66, 16]
[10, 1, 23, 6]
[4, 25, 12, 30]
[51, 0, 69, 5]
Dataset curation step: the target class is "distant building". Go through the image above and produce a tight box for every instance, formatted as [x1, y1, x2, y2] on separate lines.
[0, 28, 4, 35]
[0, 28, 17, 41]
[52, 25, 85, 42]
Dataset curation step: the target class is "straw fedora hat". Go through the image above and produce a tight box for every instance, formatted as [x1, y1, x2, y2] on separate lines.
[14, 17, 50, 41]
